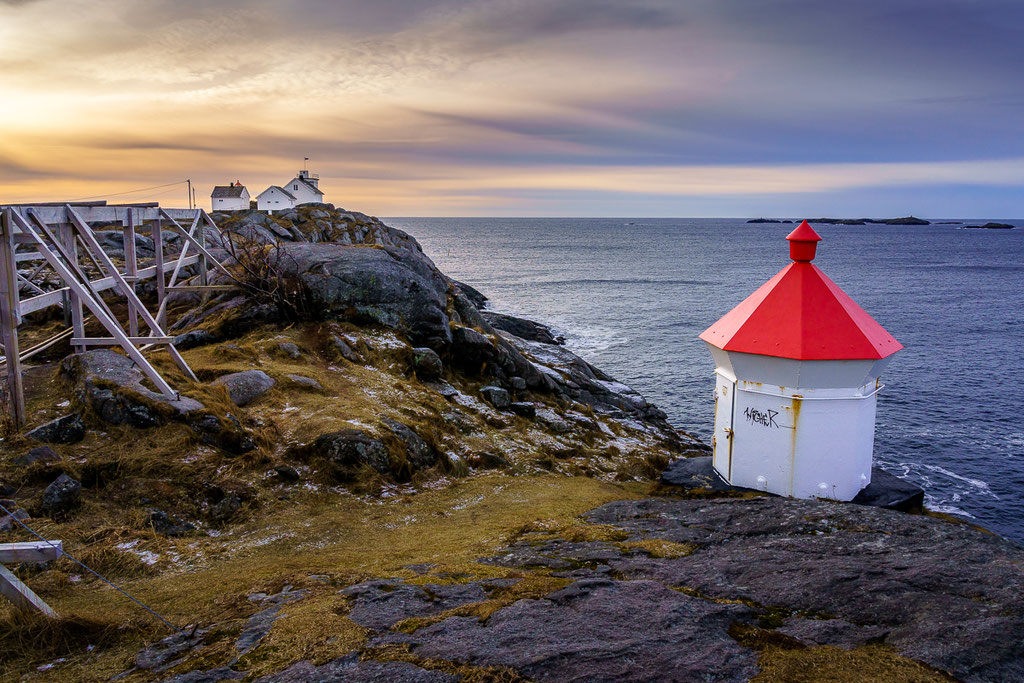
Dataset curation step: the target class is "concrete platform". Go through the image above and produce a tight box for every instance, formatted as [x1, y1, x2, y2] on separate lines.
[661, 456, 924, 513]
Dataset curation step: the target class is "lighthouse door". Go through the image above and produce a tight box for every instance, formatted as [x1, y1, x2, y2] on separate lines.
[712, 372, 736, 479]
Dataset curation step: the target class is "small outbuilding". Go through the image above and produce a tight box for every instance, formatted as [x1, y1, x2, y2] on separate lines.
[210, 182, 250, 211]
[699, 221, 902, 500]
[255, 185, 297, 213]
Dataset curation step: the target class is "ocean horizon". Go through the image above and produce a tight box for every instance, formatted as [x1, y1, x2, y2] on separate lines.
[388, 216, 1024, 543]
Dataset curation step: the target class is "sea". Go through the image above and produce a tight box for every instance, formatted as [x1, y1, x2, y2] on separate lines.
[386, 217, 1024, 544]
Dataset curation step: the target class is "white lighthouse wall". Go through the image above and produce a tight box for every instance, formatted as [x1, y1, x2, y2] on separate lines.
[706, 345, 890, 389]
[791, 394, 877, 499]
[725, 379, 879, 499]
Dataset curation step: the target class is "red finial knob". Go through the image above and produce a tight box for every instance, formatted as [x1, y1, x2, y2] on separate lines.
[786, 220, 822, 262]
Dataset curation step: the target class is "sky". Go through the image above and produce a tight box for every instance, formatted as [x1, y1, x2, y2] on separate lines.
[1, 0, 1023, 217]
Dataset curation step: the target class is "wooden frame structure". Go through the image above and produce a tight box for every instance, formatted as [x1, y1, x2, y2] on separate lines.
[0, 202, 237, 427]
[0, 541, 63, 616]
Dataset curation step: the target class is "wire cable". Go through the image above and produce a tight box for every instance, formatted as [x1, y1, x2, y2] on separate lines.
[66, 181, 189, 203]
[0, 501, 180, 632]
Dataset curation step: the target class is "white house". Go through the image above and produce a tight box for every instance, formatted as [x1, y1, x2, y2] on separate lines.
[281, 169, 324, 205]
[255, 185, 297, 212]
[254, 168, 326, 213]
[210, 182, 250, 211]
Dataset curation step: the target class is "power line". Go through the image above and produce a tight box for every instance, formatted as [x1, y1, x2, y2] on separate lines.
[66, 181, 190, 203]
[0, 501, 180, 632]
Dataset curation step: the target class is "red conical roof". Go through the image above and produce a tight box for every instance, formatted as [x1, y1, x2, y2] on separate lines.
[699, 222, 902, 360]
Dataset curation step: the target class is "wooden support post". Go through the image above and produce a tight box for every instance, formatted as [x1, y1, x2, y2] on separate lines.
[153, 216, 166, 328]
[196, 209, 208, 291]
[59, 223, 86, 354]
[0, 209, 25, 427]
[123, 208, 139, 337]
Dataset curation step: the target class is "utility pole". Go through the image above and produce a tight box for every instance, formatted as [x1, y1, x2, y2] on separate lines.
[187, 179, 192, 209]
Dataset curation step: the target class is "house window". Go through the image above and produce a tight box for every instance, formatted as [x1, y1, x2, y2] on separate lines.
[293, 185, 298, 190]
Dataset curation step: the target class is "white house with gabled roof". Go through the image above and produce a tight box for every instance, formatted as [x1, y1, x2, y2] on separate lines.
[210, 182, 250, 211]
[254, 168, 326, 213]
[255, 185, 297, 212]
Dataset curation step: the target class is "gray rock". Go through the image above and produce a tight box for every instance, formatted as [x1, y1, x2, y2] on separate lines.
[276, 342, 301, 359]
[452, 280, 487, 309]
[285, 374, 322, 390]
[382, 419, 436, 471]
[61, 350, 203, 428]
[408, 578, 757, 682]
[172, 329, 217, 350]
[41, 474, 81, 517]
[449, 326, 497, 372]
[0, 507, 29, 531]
[136, 626, 209, 671]
[342, 579, 487, 631]
[272, 242, 452, 349]
[584, 496, 1024, 682]
[309, 429, 392, 476]
[160, 666, 244, 683]
[330, 335, 362, 363]
[236, 605, 280, 654]
[272, 465, 300, 482]
[509, 402, 536, 418]
[15, 445, 59, 466]
[479, 386, 511, 409]
[482, 311, 563, 345]
[258, 653, 456, 683]
[26, 414, 85, 444]
[213, 370, 275, 407]
[146, 508, 195, 537]
[509, 376, 527, 391]
[209, 494, 241, 524]
[412, 347, 443, 380]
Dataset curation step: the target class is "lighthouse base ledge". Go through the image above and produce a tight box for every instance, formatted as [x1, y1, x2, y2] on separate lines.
[661, 456, 924, 513]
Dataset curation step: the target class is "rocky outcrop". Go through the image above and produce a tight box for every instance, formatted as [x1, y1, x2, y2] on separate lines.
[40, 473, 81, 518]
[60, 349, 254, 453]
[482, 311, 564, 345]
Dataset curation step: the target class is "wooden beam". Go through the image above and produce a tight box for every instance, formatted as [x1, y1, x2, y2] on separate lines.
[123, 209, 139, 337]
[71, 337, 173, 345]
[0, 563, 58, 617]
[64, 206, 198, 384]
[0, 541, 63, 564]
[0, 209, 26, 427]
[166, 284, 238, 292]
[10, 210, 179, 398]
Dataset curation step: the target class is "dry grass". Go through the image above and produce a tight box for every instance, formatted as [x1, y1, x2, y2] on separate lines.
[617, 538, 696, 558]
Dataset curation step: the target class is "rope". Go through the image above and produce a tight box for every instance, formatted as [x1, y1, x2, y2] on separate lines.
[65, 181, 189, 203]
[0, 501, 180, 632]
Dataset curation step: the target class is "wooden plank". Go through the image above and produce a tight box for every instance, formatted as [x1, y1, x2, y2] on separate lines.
[166, 285, 238, 292]
[124, 209, 139, 337]
[71, 337, 173, 345]
[153, 216, 165, 327]
[3, 205, 198, 226]
[0, 563, 58, 617]
[0, 209, 26, 427]
[0, 541, 63, 564]
[18, 256, 199, 316]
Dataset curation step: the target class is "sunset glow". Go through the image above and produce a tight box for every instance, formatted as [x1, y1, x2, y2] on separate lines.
[2, 0, 1023, 216]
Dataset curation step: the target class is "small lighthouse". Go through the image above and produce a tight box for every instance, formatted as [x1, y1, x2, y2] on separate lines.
[699, 221, 902, 500]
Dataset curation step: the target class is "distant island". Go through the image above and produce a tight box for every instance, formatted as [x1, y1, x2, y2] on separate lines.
[961, 222, 1015, 230]
[748, 216, 932, 226]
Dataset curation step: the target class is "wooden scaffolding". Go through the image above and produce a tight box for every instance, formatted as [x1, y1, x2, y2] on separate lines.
[0, 202, 236, 427]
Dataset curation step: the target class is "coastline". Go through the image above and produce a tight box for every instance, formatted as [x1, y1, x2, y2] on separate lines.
[0, 206, 1021, 680]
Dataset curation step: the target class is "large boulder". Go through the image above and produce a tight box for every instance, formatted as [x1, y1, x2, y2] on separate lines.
[61, 350, 203, 428]
[271, 243, 452, 349]
[60, 350, 254, 454]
